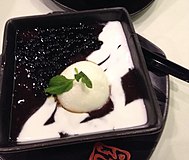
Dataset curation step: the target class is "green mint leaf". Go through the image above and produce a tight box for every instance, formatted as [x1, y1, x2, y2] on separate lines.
[80, 71, 93, 88]
[74, 72, 82, 82]
[48, 75, 70, 86]
[45, 75, 74, 95]
[45, 68, 93, 96]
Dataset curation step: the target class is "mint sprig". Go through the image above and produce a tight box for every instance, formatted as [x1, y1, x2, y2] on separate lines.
[45, 68, 92, 95]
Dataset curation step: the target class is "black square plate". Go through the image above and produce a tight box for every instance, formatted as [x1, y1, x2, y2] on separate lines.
[0, 8, 163, 156]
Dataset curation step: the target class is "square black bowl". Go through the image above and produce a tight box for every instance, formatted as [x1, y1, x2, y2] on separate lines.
[0, 7, 162, 153]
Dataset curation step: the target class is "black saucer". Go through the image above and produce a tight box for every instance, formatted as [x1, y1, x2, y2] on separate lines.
[52, 0, 155, 15]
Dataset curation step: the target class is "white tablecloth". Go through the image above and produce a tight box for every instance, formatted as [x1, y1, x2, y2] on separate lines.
[0, 0, 189, 159]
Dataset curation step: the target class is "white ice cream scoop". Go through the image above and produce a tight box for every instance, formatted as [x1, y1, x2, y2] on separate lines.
[57, 61, 110, 113]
